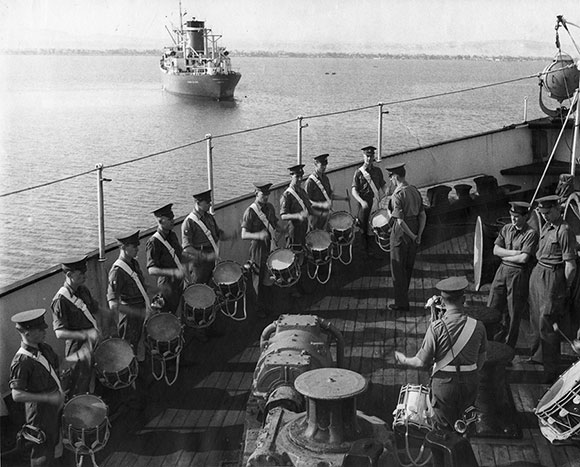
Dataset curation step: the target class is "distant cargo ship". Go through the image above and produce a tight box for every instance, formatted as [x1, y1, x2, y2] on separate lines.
[160, 6, 241, 100]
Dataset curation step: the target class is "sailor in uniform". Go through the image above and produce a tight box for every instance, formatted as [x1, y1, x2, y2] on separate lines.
[108, 230, 149, 354]
[241, 182, 283, 317]
[387, 163, 426, 312]
[51, 256, 102, 396]
[280, 164, 313, 255]
[529, 195, 577, 383]
[305, 153, 348, 230]
[394, 277, 487, 430]
[487, 201, 539, 348]
[10, 309, 65, 467]
[146, 203, 186, 314]
[182, 189, 227, 285]
[351, 145, 387, 254]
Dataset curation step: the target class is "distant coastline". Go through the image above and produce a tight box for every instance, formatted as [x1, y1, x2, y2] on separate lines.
[1, 48, 549, 61]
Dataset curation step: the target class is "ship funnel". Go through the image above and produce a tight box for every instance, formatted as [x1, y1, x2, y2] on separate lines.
[185, 20, 205, 54]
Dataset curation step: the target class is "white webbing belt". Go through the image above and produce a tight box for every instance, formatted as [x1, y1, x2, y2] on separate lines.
[186, 212, 219, 260]
[432, 317, 477, 375]
[152, 232, 185, 270]
[308, 174, 331, 204]
[56, 287, 99, 331]
[112, 259, 151, 309]
[249, 203, 277, 251]
[17, 347, 63, 393]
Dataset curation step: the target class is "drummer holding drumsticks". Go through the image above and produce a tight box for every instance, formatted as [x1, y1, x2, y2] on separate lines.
[108, 230, 150, 356]
[241, 182, 284, 317]
[394, 277, 487, 431]
[305, 153, 349, 230]
[280, 164, 313, 295]
[10, 309, 65, 466]
[351, 145, 387, 256]
[51, 256, 104, 396]
[146, 203, 187, 315]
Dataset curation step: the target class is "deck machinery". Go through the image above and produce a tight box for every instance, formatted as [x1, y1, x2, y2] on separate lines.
[245, 314, 395, 466]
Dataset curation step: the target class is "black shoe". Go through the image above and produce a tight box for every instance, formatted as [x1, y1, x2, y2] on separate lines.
[388, 304, 410, 312]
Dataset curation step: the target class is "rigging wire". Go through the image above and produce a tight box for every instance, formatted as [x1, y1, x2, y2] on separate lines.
[0, 67, 572, 199]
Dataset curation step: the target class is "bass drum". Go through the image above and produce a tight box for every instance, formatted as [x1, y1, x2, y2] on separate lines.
[536, 359, 580, 443]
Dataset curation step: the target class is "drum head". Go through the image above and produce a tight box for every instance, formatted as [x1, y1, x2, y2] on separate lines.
[267, 249, 295, 271]
[183, 284, 216, 308]
[213, 261, 242, 285]
[63, 394, 107, 429]
[371, 209, 390, 228]
[329, 211, 354, 230]
[537, 360, 580, 413]
[306, 230, 332, 250]
[146, 313, 181, 341]
[94, 338, 135, 372]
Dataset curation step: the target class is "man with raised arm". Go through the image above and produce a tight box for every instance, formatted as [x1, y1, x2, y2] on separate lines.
[10, 309, 65, 467]
[351, 145, 387, 255]
[394, 277, 487, 431]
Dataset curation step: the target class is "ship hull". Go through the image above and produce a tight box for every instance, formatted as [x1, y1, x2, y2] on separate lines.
[161, 70, 241, 100]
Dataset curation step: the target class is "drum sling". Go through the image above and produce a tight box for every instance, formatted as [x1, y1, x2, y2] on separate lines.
[16, 347, 64, 457]
[185, 212, 220, 262]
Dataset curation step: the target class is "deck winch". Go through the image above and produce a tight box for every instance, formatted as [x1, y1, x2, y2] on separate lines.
[247, 368, 392, 467]
[251, 314, 345, 415]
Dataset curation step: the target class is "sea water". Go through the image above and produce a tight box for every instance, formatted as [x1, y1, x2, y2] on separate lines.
[0, 54, 547, 287]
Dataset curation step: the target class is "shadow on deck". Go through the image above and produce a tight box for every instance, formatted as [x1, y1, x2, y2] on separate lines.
[11, 221, 575, 467]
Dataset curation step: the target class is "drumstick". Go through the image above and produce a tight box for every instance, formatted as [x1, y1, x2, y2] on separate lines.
[552, 322, 580, 355]
[345, 189, 352, 214]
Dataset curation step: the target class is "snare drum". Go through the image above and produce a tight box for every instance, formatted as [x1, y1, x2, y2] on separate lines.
[93, 338, 138, 390]
[213, 260, 245, 302]
[328, 211, 355, 245]
[305, 230, 332, 265]
[536, 359, 580, 443]
[393, 384, 434, 438]
[62, 394, 110, 456]
[182, 284, 217, 329]
[266, 248, 301, 287]
[371, 209, 392, 252]
[146, 313, 183, 360]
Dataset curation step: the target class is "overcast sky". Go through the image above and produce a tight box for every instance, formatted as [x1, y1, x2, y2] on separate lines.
[1, 0, 579, 54]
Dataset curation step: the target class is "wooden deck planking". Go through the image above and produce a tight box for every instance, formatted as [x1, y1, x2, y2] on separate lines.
[93, 224, 580, 467]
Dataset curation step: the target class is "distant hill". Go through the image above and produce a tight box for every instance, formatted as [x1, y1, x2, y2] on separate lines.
[0, 48, 552, 62]
[1, 26, 565, 59]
